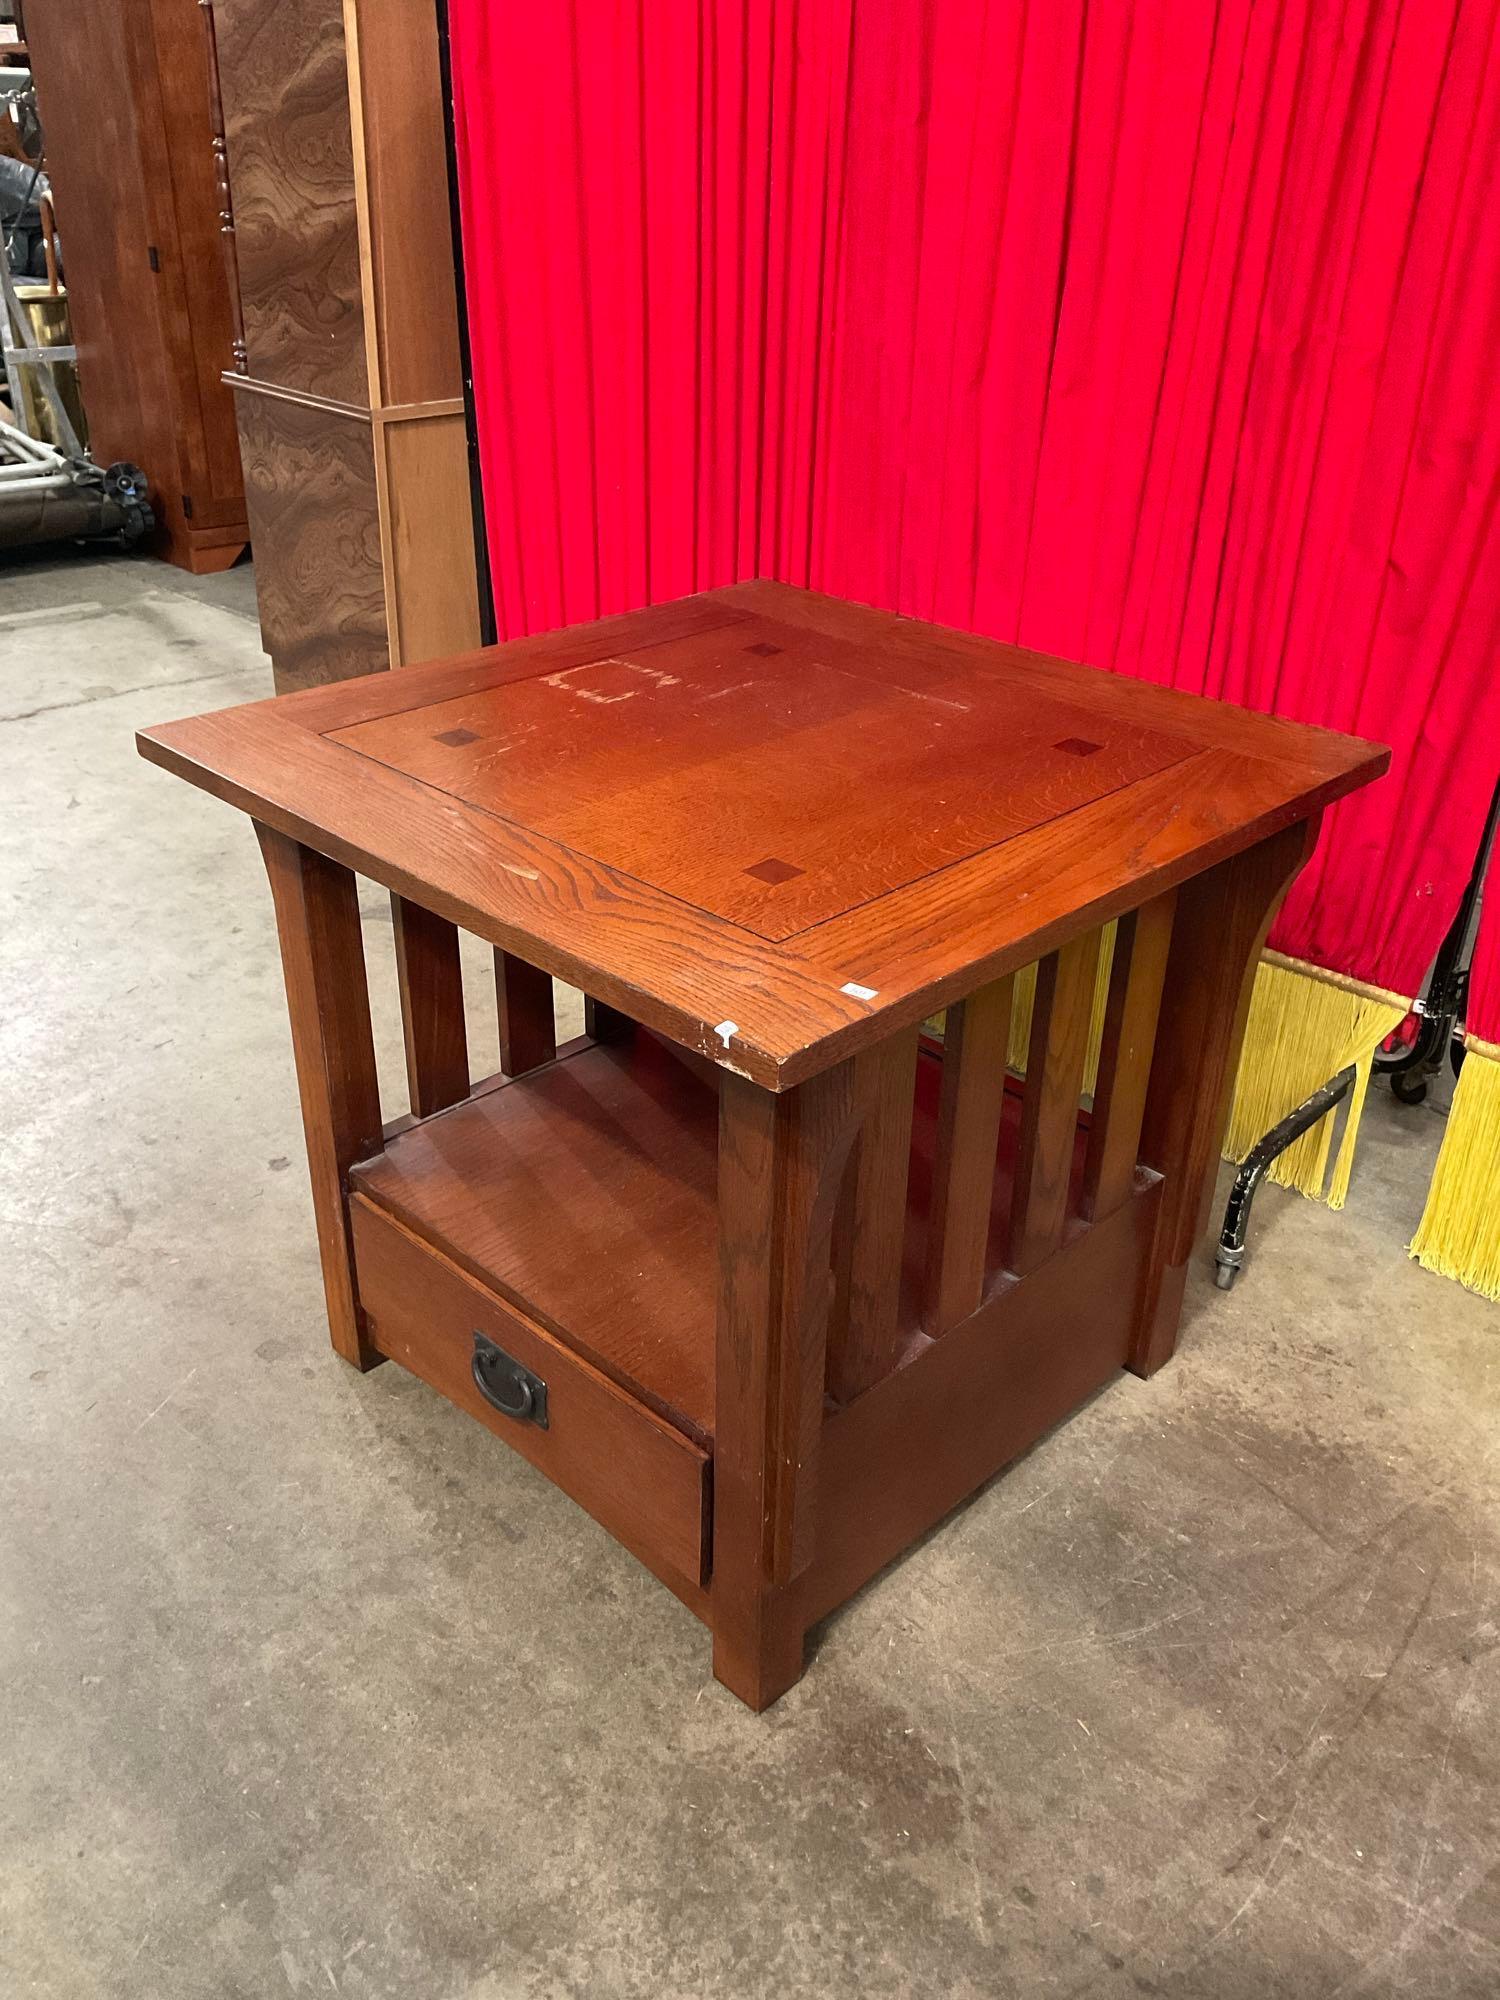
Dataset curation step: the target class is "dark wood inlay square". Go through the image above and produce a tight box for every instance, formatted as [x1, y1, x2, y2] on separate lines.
[434, 727, 480, 747]
[743, 857, 804, 886]
[1055, 737, 1103, 757]
[746, 641, 783, 657]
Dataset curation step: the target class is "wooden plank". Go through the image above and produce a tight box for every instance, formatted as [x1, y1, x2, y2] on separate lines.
[377, 412, 482, 666]
[378, 1037, 592, 1142]
[343, 0, 478, 673]
[390, 894, 468, 1117]
[256, 825, 384, 1368]
[1008, 929, 1104, 1275]
[713, 1063, 861, 1708]
[495, 951, 557, 1076]
[1081, 893, 1175, 1221]
[828, 1026, 919, 1402]
[1130, 819, 1317, 1375]
[922, 979, 1013, 1335]
[341, 0, 465, 411]
[802, 1182, 1158, 1629]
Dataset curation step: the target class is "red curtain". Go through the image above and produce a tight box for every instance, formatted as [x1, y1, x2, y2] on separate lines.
[448, 1, 1500, 999]
[449, 2, 853, 626]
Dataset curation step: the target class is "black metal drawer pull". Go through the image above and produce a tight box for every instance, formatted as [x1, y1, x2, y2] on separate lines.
[471, 1330, 548, 1428]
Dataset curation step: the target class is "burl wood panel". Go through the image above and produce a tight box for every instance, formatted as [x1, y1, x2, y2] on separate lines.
[211, 0, 367, 403]
[234, 389, 387, 691]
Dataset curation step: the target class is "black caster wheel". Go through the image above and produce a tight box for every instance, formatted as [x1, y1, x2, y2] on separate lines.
[1390, 1068, 1429, 1106]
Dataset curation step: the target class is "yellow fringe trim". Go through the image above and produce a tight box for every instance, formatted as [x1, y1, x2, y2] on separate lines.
[1221, 957, 1407, 1209]
[1410, 1042, 1500, 1302]
[933, 944, 1405, 1214]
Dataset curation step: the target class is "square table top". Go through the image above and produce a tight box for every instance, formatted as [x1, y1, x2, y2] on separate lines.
[138, 580, 1387, 1089]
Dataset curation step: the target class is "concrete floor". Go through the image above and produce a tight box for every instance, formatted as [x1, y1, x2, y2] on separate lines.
[3, 547, 1498, 1999]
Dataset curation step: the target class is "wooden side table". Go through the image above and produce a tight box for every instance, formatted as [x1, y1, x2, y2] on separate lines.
[139, 582, 1386, 1708]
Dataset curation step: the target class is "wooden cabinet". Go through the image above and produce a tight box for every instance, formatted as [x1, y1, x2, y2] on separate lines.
[206, 0, 481, 689]
[25, 0, 249, 573]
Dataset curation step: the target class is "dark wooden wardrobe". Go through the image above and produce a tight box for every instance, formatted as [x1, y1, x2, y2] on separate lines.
[25, 0, 250, 572]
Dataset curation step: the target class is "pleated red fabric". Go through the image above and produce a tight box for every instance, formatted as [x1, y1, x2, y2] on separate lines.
[447, 0, 1500, 999]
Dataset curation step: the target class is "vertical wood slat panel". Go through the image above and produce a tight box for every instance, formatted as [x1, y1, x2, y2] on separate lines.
[495, 950, 557, 1075]
[827, 1026, 920, 1404]
[257, 826, 383, 1369]
[1008, 929, 1104, 1275]
[391, 895, 469, 1116]
[922, 977, 1014, 1336]
[1081, 892, 1176, 1222]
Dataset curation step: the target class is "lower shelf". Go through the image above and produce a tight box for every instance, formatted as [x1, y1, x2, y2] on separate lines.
[349, 1027, 1102, 1449]
[352, 1029, 721, 1443]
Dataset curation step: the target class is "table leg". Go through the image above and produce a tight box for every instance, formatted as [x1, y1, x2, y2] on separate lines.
[257, 826, 384, 1371]
[713, 1060, 862, 1708]
[1130, 816, 1318, 1376]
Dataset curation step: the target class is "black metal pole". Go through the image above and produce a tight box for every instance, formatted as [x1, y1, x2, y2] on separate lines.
[1214, 1066, 1358, 1290]
[1374, 772, 1500, 1097]
[432, 0, 497, 648]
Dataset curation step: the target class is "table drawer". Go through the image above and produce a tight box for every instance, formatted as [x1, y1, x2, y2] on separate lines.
[350, 1196, 709, 1589]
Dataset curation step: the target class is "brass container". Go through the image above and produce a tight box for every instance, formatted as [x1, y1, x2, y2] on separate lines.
[10, 284, 88, 452]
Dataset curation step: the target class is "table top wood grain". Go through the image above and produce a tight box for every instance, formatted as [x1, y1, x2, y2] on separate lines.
[138, 580, 1388, 1089]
